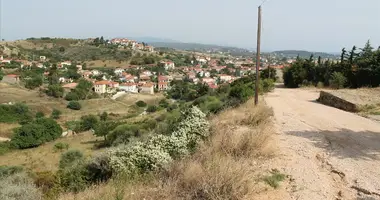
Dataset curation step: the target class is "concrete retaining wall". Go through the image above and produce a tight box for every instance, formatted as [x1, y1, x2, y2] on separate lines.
[317, 91, 359, 112]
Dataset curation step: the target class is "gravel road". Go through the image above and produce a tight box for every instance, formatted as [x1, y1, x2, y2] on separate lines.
[265, 87, 380, 200]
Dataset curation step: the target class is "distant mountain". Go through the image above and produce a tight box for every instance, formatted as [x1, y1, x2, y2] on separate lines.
[272, 50, 338, 58]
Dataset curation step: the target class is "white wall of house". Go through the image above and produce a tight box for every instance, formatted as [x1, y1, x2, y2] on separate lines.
[119, 85, 138, 93]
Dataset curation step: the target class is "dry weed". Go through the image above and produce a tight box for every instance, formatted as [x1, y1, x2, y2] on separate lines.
[58, 100, 276, 200]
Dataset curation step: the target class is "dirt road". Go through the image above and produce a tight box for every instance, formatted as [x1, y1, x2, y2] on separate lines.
[265, 87, 380, 200]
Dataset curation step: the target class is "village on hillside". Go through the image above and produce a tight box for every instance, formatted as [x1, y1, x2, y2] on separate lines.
[0, 37, 296, 98]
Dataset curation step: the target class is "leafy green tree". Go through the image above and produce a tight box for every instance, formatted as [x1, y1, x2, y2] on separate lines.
[35, 112, 45, 118]
[79, 115, 99, 131]
[67, 101, 81, 110]
[0, 70, 3, 81]
[59, 46, 65, 52]
[99, 112, 108, 121]
[46, 84, 64, 98]
[329, 72, 347, 89]
[94, 121, 118, 141]
[147, 105, 158, 113]
[11, 117, 62, 149]
[25, 76, 43, 89]
[59, 150, 84, 169]
[136, 100, 147, 107]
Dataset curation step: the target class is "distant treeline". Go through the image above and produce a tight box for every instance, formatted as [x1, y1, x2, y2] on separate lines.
[283, 41, 380, 89]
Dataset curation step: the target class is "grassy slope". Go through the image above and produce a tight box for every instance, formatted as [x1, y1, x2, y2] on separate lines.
[58, 99, 286, 200]
[0, 83, 164, 136]
[0, 132, 103, 172]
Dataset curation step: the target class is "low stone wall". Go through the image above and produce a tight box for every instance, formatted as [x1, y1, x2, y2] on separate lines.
[317, 91, 359, 112]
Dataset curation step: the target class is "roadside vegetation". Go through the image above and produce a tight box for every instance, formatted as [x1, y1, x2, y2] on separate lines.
[0, 73, 277, 199]
[283, 40, 380, 89]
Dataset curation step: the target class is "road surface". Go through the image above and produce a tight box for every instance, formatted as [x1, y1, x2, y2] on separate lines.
[265, 87, 380, 200]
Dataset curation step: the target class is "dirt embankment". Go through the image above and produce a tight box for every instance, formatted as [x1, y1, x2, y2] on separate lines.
[265, 88, 380, 200]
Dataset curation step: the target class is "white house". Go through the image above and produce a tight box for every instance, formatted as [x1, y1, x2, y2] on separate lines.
[114, 68, 124, 75]
[142, 70, 153, 77]
[219, 74, 232, 82]
[59, 77, 73, 83]
[161, 61, 175, 70]
[94, 80, 119, 94]
[202, 77, 215, 84]
[204, 71, 211, 77]
[140, 83, 154, 94]
[118, 83, 138, 93]
[91, 70, 101, 76]
[61, 61, 72, 67]
[197, 57, 207, 64]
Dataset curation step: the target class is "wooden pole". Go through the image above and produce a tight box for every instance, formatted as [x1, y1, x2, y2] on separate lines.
[255, 6, 262, 105]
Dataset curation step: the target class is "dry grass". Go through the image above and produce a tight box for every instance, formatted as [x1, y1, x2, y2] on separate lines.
[0, 132, 103, 172]
[0, 83, 164, 122]
[59, 99, 278, 200]
[85, 60, 130, 68]
[0, 123, 19, 138]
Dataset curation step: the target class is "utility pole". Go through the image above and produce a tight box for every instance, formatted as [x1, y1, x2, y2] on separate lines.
[0, 0, 2, 42]
[255, 5, 262, 105]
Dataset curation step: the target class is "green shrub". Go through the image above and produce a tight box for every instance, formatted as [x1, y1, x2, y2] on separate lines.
[46, 84, 64, 98]
[167, 103, 178, 112]
[11, 118, 62, 149]
[0, 103, 31, 123]
[263, 170, 286, 189]
[316, 81, 324, 88]
[65, 92, 80, 101]
[0, 173, 43, 200]
[229, 84, 254, 103]
[159, 99, 169, 108]
[35, 111, 45, 118]
[99, 112, 108, 121]
[58, 160, 88, 193]
[0, 165, 23, 177]
[53, 142, 69, 152]
[67, 101, 81, 110]
[109, 106, 209, 175]
[59, 150, 84, 169]
[146, 105, 158, 113]
[51, 109, 62, 119]
[262, 78, 275, 93]
[107, 124, 140, 146]
[79, 115, 99, 132]
[329, 72, 347, 89]
[85, 154, 113, 183]
[135, 100, 147, 107]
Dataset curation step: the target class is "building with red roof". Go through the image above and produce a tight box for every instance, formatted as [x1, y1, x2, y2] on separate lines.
[94, 80, 119, 94]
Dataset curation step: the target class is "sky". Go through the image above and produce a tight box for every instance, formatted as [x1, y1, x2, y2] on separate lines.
[1, 0, 380, 52]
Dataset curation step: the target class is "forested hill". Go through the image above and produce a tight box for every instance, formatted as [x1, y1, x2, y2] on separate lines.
[273, 50, 338, 58]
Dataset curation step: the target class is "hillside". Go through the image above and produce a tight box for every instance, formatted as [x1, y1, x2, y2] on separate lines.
[273, 50, 338, 58]
[149, 42, 253, 56]
[0, 38, 161, 68]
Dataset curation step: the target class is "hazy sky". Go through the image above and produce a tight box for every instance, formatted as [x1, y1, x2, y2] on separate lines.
[1, 0, 380, 52]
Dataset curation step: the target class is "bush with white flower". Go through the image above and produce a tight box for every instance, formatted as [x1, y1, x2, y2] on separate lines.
[108, 106, 209, 175]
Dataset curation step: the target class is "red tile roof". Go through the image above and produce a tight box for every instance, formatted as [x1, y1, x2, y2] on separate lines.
[120, 83, 136, 86]
[62, 83, 78, 89]
[6, 74, 19, 78]
[95, 80, 118, 85]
